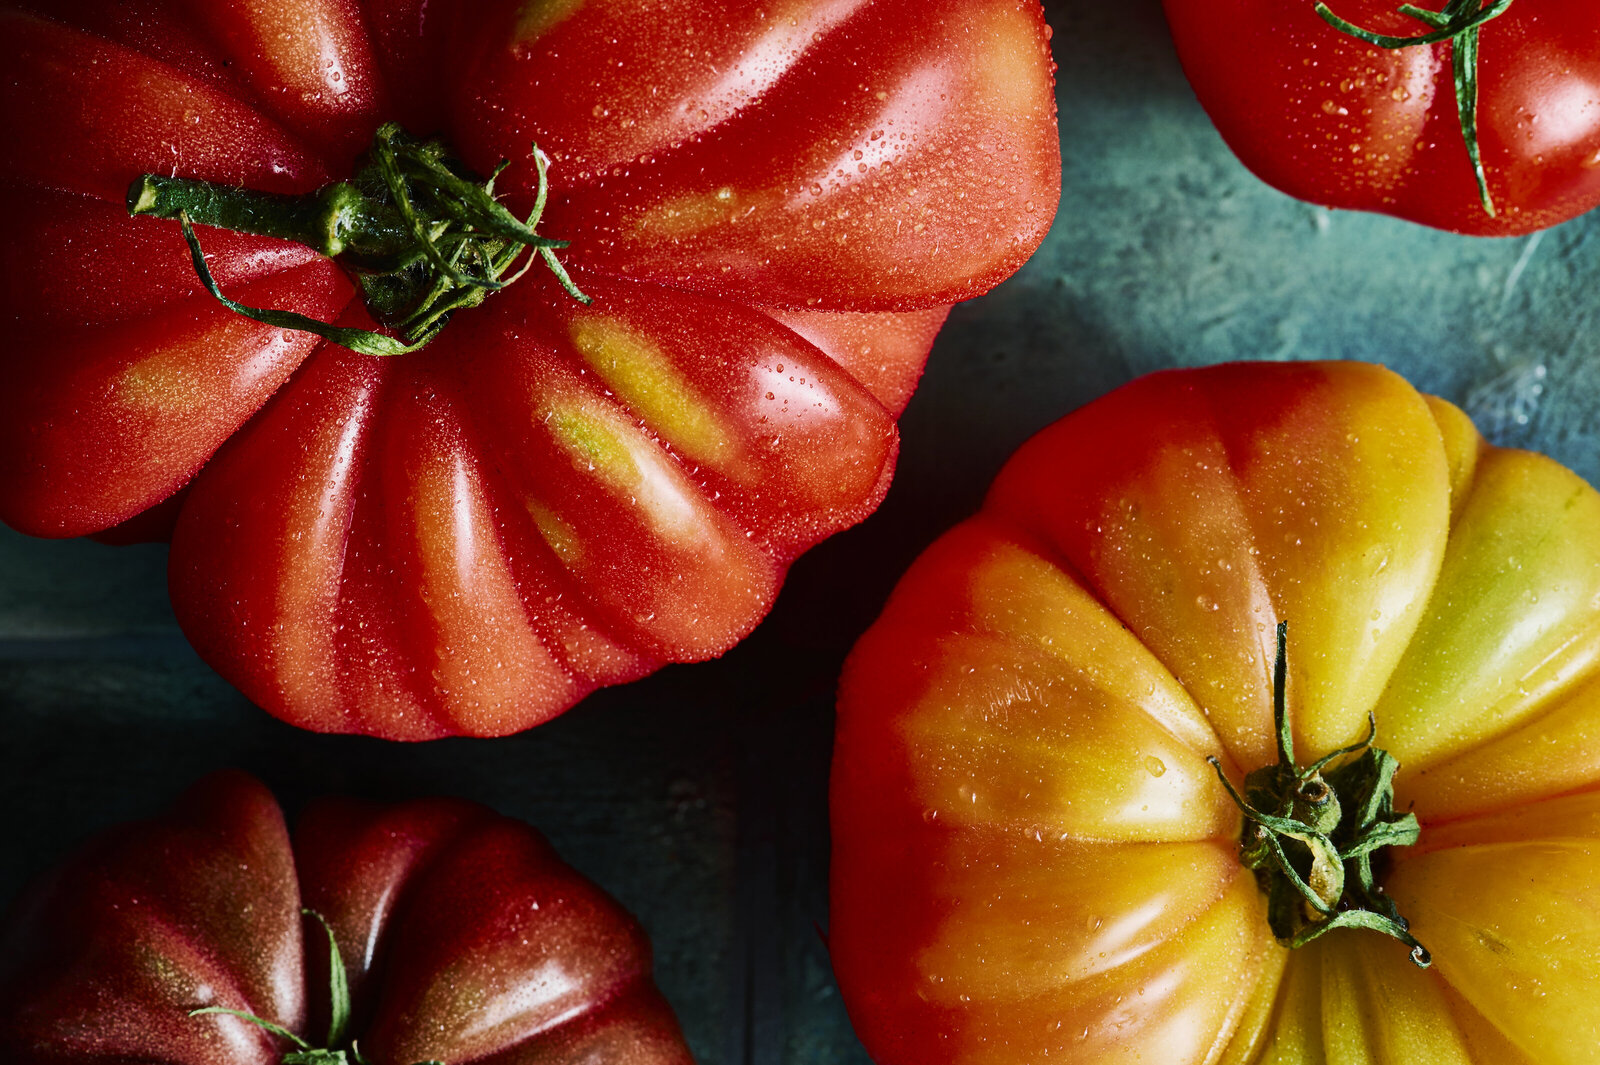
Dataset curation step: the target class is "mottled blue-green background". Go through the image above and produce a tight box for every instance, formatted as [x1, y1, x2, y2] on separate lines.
[3, 2, 1596, 1063]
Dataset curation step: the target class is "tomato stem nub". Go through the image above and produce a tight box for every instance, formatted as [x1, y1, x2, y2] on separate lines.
[1313, 0, 1516, 217]
[1208, 621, 1431, 967]
[187, 908, 446, 1065]
[127, 123, 590, 356]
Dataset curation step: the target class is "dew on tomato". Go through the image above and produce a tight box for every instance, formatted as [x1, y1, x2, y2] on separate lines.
[832, 361, 1600, 1064]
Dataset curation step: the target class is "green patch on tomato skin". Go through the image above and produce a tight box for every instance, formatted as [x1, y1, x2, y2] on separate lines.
[568, 316, 738, 476]
[546, 403, 639, 485]
[514, 0, 585, 44]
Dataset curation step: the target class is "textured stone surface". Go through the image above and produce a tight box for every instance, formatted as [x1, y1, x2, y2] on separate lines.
[5, 1, 1599, 1062]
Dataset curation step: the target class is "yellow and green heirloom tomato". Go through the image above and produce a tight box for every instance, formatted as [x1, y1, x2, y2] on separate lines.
[831, 361, 1600, 1065]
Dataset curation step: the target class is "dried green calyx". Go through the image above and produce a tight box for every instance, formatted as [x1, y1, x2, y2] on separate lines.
[127, 122, 588, 357]
[190, 909, 443, 1065]
[1208, 621, 1431, 967]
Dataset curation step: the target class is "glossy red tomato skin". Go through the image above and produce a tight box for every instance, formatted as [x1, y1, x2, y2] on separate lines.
[0, 0, 1059, 738]
[0, 773, 693, 1065]
[1163, 0, 1600, 235]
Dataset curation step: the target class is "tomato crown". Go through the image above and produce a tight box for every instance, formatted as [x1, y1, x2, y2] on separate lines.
[190, 909, 444, 1065]
[127, 123, 588, 356]
[1208, 621, 1431, 967]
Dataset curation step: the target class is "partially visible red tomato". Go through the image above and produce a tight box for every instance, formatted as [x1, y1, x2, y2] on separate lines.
[0, 772, 693, 1065]
[1163, 0, 1600, 234]
[0, 0, 1060, 738]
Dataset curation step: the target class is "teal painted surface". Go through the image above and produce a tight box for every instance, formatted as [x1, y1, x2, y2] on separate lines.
[3, 1, 1598, 1062]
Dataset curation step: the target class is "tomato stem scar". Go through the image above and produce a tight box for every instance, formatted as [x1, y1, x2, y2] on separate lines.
[188, 908, 445, 1065]
[126, 123, 590, 356]
[1207, 620, 1431, 967]
[1312, 0, 1517, 217]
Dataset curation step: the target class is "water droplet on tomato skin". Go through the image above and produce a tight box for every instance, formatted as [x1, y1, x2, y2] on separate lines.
[1144, 755, 1167, 777]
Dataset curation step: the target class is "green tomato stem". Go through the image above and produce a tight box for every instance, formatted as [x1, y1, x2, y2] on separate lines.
[1313, 0, 1517, 217]
[188, 908, 446, 1065]
[1208, 621, 1431, 967]
[126, 123, 590, 356]
[127, 175, 406, 263]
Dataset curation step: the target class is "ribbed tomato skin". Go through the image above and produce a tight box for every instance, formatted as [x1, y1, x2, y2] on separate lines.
[0, 0, 1060, 737]
[0, 772, 693, 1065]
[832, 362, 1600, 1064]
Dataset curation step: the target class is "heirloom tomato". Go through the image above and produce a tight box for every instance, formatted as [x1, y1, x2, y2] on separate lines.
[1163, 0, 1600, 235]
[0, 0, 1059, 738]
[0, 772, 691, 1065]
[832, 362, 1600, 1063]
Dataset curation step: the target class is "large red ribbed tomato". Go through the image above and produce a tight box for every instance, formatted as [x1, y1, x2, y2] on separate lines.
[1164, 0, 1600, 234]
[0, 0, 1059, 738]
[832, 362, 1600, 1063]
[0, 772, 691, 1065]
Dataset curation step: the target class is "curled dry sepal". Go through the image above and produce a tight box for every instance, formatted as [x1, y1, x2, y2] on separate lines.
[190, 910, 443, 1065]
[1208, 621, 1431, 966]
